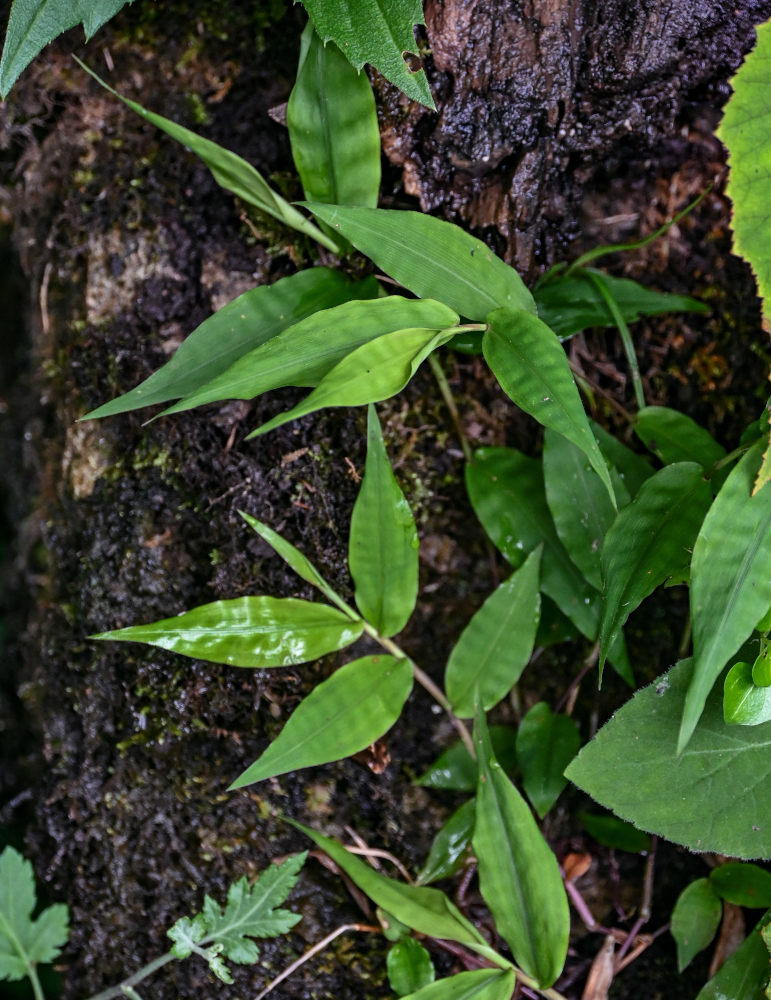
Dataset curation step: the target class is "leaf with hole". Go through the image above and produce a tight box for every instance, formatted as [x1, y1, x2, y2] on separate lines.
[724, 661, 771, 726]
[670, 878, 722, 972]
[516, 703, 580, 818]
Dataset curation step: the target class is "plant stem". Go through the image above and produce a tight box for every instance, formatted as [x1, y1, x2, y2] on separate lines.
[82, 953, 176, 1000]
[585, 271, 646, 410]
[27, 964, 45, 1000]
[428, 353, 473, 463]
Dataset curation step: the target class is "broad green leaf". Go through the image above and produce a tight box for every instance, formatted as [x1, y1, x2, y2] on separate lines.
[0, 0, 130, 96]
[598, 462, 712, 672]
[164, 296, 458, 416]
[711, 862, 771, 908]
[566, 658, 771, 858]
[416, 799, 476, 886]
[287, 820, 491, 952]
[251, 326, 457, 437]
[682, 440, 771, 750]
[724, 661, 771, 726]
[84, 270, 379, 419]
[92, 596, 363, 667]
[303, 204, 535, 322]
[387, 938, 435, 996]
[578, 813, 651, 853]
[76, 61, 338, 252]
[718, 19, 771, 324]
[415, 726, 517, 792]
[229, 655, 412, 787]
[635, 406, 725, 472]
[695, 911, 771, 1000]
[301, 0, 434, 108]
[534, 268, 707, 340]
[484, 309, 614, 504]
[473, 707, 569, 987]
[288, 24, 380, 212]
[0, 846, 69, 982]
[349, 406, 419, 637]
[590, 420, 654, 501]
[670, 878, 722, 972]
[543, 429, 617, 589]
[445, 548, 541, 717]
[516, 703, 580, 818]
[399, 970, 516, 1000]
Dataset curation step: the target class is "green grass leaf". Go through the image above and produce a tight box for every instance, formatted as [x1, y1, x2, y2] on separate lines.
[515, 703, 580, 818]
[635, 406, 726, 472]
[349, 406, 419, 637]
[397, 970, 516, 1000]
[566, 658, 771, 858]
[92, 596, 363, 667]
[301, 0, 434, 109]
[484, 309, 615, 505]
[473, 707, 569, 987]
[670, 878, 722, 972]
[695, 911, 771, 1000]
[302, 204, 535, 322]
[230, 655, 412, 787]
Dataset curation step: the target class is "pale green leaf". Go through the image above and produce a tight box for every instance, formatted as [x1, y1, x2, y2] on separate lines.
[349, 406, 419, 637]
[229, 655, 412, 787]
[695, 911, 771, 1000]
[387, 938, 435, 996]
[516, 703, 580, 818]
[670, 878, 722, 972]
[635, 406, 726, 472]
[711, 862, 771, 907]
[92, 596, 363, 667]
[416, 799, 476, 886]
[724, 661, 771, 726]
[398, 970, 516, 1000]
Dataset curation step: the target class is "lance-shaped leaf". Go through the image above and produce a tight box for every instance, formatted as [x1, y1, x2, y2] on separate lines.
[543, 429, 617, 590]
[445, 548, 541, 717]
[695, 911, 771, 1000]
[92, 596, 363, 667]
[288, 24, 380, 210]
[251, 326, 457, 437]
[681, 440, 771, 751]
[723, 661, 771, 727]
[590, 420, 653, 501]
[398, 970, 516, 1000]
[516, 703, 580, 818]
[165, 296, 457, 416]
[670, 878, 722, 972]
[473, 706, 569, 987]
[302, 0, 434, 108]
[416, 799, 476, 886]
[287, 820, 492, 953]
[599, 462, 712, 672]
[76, 60, 338, 251]
[84, 270, 379, 419]
[566, 658, 771, 858]
[230, 655, 412, 787]
[350, 406, 419, 637]
[634, 406, 726, 472]
[303, 204, 535, 322]
[484, 310, 614, 504]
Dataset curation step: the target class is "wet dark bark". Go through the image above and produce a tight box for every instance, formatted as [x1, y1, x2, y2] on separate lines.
[1, 1, 769, 998]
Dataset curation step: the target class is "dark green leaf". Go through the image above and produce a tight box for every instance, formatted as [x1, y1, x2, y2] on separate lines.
[85, 270, 379, 419]
[578, 813, 651, 853]
[670, 878, 722, 972]
[484, 310, 614, 503]
[387, 938, 436, 996]
[590, 420, 654, 501]
[516, 703, 580, 818]
[229, 655, 412, 787]
[303, 204, 534, 322]
[415, 726, 517, 792]
[445, 548, 541, 717]
[695, 911, 771, 1000]
[288, 24, 380, 212]
[566, 659, 771, 858]
[349, 406, 419, 637]
[710, 863, 771, 908]
[724, 661, 771, 726]
[416, 799, 476, 886]
[301, 0, 434, 108]
[92, 596, 363, 667]
[682, 440, 771, 750]
[399, 970, 516, 1000]
[535, 597, 580, 647]
[635, 406, 726, 472]
[473, 707, 569, 987]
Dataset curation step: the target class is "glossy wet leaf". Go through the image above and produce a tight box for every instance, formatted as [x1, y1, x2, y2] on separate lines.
[445, 548, 541, 717]
[416, 799, 475, 886]
[484, 309, 614, 504]
[710, 862, 771, 908]
[579, 813, 651, 853]
[251, 326, 456, 437]
[682, 440, 771, 750]
[85, 270, 378, 419]
[77, 61, 338, 251]
[590, 420, 653, 501]
[635, 406, 725, 472]
[164, 296, 457, 416]
[288, 24, 380, 211]
[534, 268, 707, 340]
[230, 655, 412, 788]
[287, 821, 490, 952]
[724, 661, 771, 726]
[387, 938, 435, 996]
[303, 203, 534, 322]
[695, 911, 771, 1000]
[415, 726, 517, 792]
[516, 703, 580, 818]
[670, 878, 722, 971]
[753, 648, 771, 687]
[302, 0, 434, 108]
[398, 970, 516, 1000]
[599, 462, 711, 673]
[349, 406, 419, 637]
[473, 707, 569, 987]
[543, 429, 617, 589]
[566, 658, 771, 858]
[92, 596, 363, 667]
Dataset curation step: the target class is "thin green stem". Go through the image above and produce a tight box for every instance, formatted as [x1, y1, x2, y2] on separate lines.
[586, 271, 645, 410]
[28, 964, 45, 1000]
[708, 442, 749, 476]
[82, 952, 176, 1000]
[429, 353, 473, 463]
